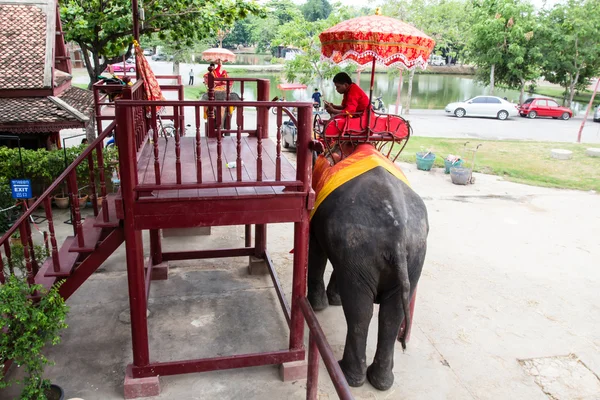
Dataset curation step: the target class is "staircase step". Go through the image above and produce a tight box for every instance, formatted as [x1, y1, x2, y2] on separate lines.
[44, 236, 80, 277]
[94, 194, 120, 228]
[69, 218, 103, 253]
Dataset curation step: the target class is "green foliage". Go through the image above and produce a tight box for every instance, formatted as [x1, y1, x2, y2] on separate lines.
[301, 0, 332, 22]
[466, 0, 541, 96]
[382, 0, 473, 62]
[0, 145, 119, 216]
[222, 19, 253, 48]
[276, 5, 367, 88]
[60, 0, 265, 83]
[248, 0, 302, 53]
[0, 275, 68, 399]
[0, 183, 14, 233]
[537, 0, 600, 106]
[3, 244, 49, 277]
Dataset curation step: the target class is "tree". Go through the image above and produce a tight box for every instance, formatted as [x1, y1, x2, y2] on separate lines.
[382, 0, 473, 64]
[274, 6, 365, 90]
[148, 34, 215, 75]
[466, 0, 542, 102]
[222, 18, 254, 48]
[466, 0, 540, 96]
[538, 0, 600, 106]
[60, 0, 264, 86]
[248, 0, 302, 53]
[301, 0, 332, 22]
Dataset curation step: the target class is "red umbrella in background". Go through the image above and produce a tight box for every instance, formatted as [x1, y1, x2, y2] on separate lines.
[133, 40, 165, 111]
[319, 8, 435, 116]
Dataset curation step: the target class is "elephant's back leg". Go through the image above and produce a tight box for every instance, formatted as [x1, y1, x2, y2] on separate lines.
[336, 269, 375, 387]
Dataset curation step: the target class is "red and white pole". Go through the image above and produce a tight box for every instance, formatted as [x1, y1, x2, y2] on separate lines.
[577, 77, 600, 143]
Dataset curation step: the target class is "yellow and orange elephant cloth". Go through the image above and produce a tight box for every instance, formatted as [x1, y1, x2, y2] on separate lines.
[311, 143, 411, 219]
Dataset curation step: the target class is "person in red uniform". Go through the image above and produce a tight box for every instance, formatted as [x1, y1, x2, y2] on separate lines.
[324, 72, 370, 116]
[203, 60, 228, 89]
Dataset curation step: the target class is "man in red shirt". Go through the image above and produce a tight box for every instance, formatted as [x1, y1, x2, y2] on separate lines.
[324, 72, 370, 116]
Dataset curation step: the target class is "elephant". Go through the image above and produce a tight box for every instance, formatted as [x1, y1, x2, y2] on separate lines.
[307, 148, 429, 391]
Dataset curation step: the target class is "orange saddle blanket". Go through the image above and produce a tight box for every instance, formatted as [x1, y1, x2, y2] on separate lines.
[311, 144, 411, 219]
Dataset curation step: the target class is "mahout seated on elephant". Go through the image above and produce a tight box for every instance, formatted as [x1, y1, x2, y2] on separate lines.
[307, 142, 429, 391]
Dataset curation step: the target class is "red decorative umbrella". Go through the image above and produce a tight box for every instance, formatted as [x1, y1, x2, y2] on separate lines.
[133, 40, 165, 112]
[201, 48, 236, 63]
[319, 9, 435, 115]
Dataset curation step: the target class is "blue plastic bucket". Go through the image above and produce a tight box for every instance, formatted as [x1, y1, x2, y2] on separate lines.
[416, 152, 436, 171]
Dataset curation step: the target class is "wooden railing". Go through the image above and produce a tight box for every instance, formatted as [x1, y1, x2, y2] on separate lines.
[300, 298, 354, 400]
[0, 120, 116, 285]
[93, 75, 185, 157]
[114, 99, 313, 194]
[205, 77, 271, 138]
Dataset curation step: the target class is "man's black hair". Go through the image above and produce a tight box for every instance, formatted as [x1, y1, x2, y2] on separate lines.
[209, 63, 215, 67]
[333, 72, 352, 85]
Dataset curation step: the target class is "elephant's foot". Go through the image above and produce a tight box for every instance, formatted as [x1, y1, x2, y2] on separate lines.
[367, 363, 394, 391]
[307, 289, 329, 312]
[327, 289, 342, 306]
[339, 360, 366, 387]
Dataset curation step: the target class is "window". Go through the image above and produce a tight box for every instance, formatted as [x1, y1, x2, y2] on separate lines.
[523, 98, 534, 104]
[487, 97, 501, 104]
[547, 100, 559, 107]
[472, 97, 487, 104]
[536, 100, 547, 107]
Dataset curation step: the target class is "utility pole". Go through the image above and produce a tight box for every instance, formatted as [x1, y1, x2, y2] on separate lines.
[577, 77, 600, 143]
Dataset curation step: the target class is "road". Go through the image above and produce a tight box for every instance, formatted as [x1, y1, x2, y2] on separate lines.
[403, 109, 600, 144]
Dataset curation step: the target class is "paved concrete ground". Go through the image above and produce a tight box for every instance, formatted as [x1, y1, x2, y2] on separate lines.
[2, 155, 599, 400]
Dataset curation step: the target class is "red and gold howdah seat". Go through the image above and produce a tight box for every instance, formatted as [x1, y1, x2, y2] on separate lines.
[313, 109, 412, 163]
[314, 8, 435, 163]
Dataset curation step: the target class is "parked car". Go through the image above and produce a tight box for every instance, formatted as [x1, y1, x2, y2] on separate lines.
[152, 53, 173, 61]
[106, 62, 136, 73]
[429, 55, 446, 66]
[143, 49, 154, 56]
[518, 97, 573, 120]
[593, 104, 600, 122]
[444, 96, 518, 120]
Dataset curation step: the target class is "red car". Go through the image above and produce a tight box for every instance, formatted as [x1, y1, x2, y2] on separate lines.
[519, 97, 573, 120]
[105, 61, 136, 73]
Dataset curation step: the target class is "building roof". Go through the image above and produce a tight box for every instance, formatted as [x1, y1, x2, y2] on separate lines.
[0, 87, 94, 133]
[0, 0, 54, 90]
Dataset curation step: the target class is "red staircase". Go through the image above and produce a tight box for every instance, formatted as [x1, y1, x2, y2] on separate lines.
[0, 123, 124, 300]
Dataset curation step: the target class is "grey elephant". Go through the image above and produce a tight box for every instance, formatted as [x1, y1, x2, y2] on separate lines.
[307, 146, 429, 391]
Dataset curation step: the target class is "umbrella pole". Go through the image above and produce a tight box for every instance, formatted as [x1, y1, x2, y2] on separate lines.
[366, 57, 376, 141]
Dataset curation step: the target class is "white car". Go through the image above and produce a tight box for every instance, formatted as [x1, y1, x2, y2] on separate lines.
[445, 96, 519, 120]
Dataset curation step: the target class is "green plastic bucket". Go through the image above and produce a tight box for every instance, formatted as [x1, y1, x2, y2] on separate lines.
[416, 152, 436, 171]
[444, 159, 464, 174]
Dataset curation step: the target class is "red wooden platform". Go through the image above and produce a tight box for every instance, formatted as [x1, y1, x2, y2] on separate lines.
[1, 76, 355, 399]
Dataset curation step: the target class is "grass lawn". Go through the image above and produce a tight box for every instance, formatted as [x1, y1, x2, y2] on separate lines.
[396, 137, 600, 192]
[184, 86, 206, 100]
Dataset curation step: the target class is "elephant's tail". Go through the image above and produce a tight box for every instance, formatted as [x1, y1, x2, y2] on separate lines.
[397, 256, 411, 351]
